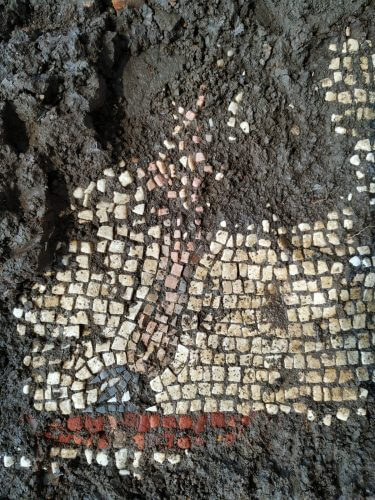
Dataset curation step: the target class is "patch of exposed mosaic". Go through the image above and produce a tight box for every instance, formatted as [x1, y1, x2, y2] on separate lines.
[322, 37, 375, 205]
[2, 31, 374, 474]
[153, 213, 374, 418]
[12, 34, 375, 421]
[14, 86, 212, 416]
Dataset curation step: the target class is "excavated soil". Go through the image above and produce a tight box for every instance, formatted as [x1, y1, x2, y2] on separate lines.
[0, 0, 374, 498]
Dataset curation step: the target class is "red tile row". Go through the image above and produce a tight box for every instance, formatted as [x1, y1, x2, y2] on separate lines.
[45, 413, 252, 451]
[65, 413, 251, 433]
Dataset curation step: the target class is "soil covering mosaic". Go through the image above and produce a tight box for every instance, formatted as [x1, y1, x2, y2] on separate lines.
[0, 1, 374, 497]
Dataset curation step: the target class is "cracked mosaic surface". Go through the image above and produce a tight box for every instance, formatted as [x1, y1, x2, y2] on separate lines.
[4, 31, 375, 473]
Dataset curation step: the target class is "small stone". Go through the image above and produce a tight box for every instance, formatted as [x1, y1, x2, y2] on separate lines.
[119, 469, 130, 476]
[307, 409, 316, 421]
[115, 449, 128, 469]
[133, 204, 145, 215]
[320, 78, 333, 88]
[84, 449, 93, 464]
[114, 205, 127, 219]
[20, 456, 32, 468]
[87, 357, 104, 374]
[329, 57, 340, 70]
[97, 179, 106, 192]
[347, 39, 359, 52]
[240, 121, 250, 134]
[73, 187, 84, 199]
[119, 171, 133, 187]
[291, 124, 300, 136]
[228, 102, 239, 115]
[161, 368, 176, 386]
[12, 308, 23, 318]
[336, 407, 350, 421]
[96, 452, 108, 466]
[51, 462, 60, 474]
[235, 92, 243, 103]
[3, 456, 14, 467]
[359, 388, 368, 399]
[60, 400, 72, 415]
[150, 376, 163, 393]
[114, 192, 130, 204]
[322, 415, 332, 426]
[355, 139, 371, 151]
[72, 392, 85, 409]
[47, 372, 61, 385]
[325, 91, 337, 102]
[104, 168, 115, 177]
[97, 226, 114, 240]
[185, 111, 196, 121]
[349, 256, 361, 266]
[168, 454, 181, 464]
[60, 449, 78, 459]
[153, 452, 165, 464]
[164, 140, 175, 150]
[78, 210, 93, 221]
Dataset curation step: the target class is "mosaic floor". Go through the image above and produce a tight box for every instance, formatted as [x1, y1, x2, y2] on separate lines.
[3, 30, 375, 475]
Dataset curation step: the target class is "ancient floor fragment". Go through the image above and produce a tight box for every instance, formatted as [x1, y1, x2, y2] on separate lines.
[2, 30, 375, 478]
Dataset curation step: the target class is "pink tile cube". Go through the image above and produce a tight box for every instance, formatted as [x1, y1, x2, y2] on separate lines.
[165, 275, 178, 289]
[171, 263, 183, 277]
[185, 110, 196, 121]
